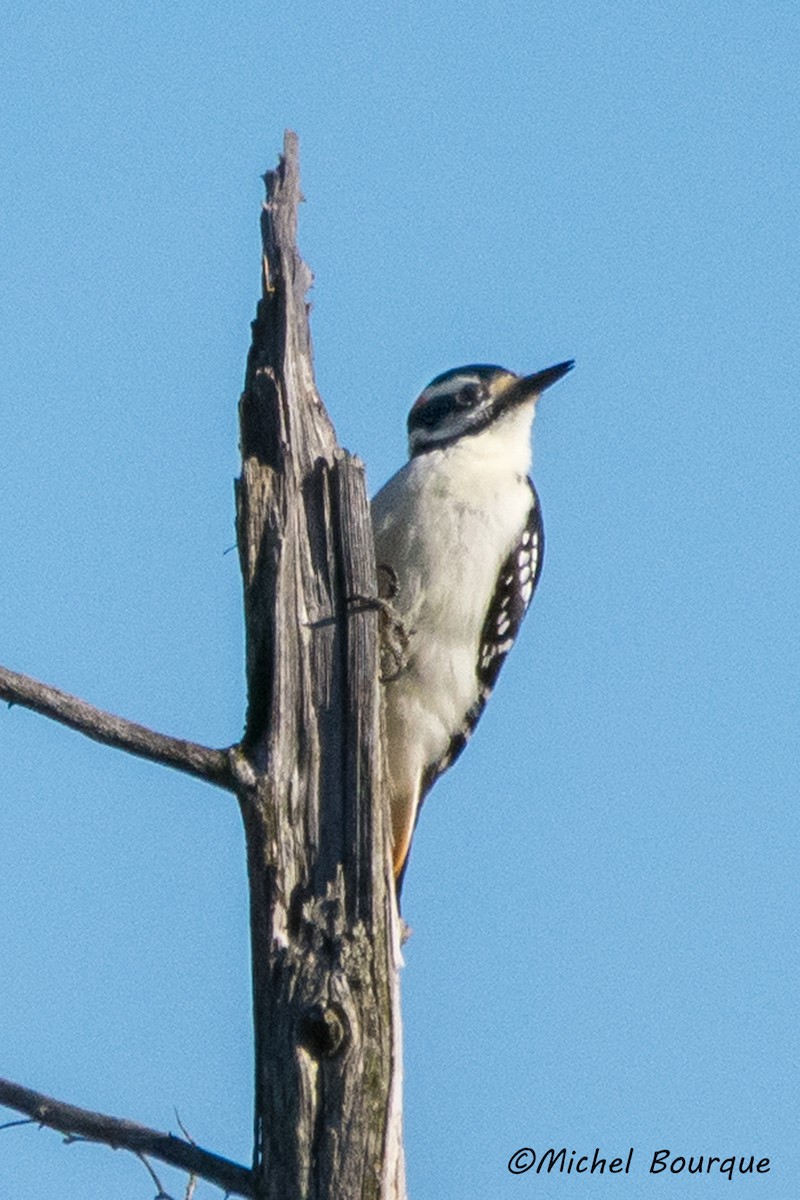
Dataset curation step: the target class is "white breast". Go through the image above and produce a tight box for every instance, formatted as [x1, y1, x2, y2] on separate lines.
[371, 402, 536, 795]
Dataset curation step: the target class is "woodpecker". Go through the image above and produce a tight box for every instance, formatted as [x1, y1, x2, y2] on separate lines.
[371, 359, 573, 889]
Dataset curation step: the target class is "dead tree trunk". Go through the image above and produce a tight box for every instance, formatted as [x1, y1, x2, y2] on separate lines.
[0, 131, 404, 1200]
[234, 131, 406, 1200]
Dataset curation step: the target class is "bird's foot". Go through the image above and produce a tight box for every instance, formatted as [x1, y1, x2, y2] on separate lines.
[346, 586, 411, 681]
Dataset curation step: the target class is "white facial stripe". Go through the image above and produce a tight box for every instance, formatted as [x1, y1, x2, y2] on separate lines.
[408, 417, 463, 451]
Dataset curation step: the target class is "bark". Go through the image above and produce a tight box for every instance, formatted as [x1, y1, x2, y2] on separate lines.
[234, 131, 405, 1200]
[0, 1078, 254, 1197]
[0, 665, 233, 788]
[0, 130, 405, 1200]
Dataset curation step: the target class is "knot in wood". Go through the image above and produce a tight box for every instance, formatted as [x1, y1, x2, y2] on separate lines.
[297, 1002, 348, 1059]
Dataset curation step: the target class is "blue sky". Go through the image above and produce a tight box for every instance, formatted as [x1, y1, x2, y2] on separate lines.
[1, 2, 797, 1197]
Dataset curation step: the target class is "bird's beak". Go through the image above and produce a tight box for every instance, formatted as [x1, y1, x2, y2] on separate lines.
[513, 360, 574, 402]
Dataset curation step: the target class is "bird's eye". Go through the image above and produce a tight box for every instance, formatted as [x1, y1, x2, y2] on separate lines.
[456, 383, 481, 407]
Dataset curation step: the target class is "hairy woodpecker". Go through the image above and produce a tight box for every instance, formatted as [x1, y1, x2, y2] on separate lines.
[371, 359, 573, 889]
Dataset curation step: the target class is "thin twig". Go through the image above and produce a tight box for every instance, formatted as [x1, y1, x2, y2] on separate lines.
[136, 1150, 174, 1200]
[174, 1109, 196, 1144]
[173, 1110, 199, 1200]
[0, 664, 236, 790]
[0, 1077, 255, 1198]
[0, 1117, 35, 1131]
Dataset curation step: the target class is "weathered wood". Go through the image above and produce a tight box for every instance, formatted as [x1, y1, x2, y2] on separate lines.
[0, 1077, 255, 1198]
[0, 664, 234, 788]
[234, 131, 405, 1200]
[0, 131, 405, 1200]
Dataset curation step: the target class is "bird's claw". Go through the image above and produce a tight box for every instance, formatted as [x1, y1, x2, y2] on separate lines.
[346, 586, 410, 681]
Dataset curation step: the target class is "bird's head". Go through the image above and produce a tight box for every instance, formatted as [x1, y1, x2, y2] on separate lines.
[407, 360, 573, 457]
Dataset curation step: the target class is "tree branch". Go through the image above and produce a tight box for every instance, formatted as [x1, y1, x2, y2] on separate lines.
[0, 1076, 255, 1197]
[0, 664, 235, 790]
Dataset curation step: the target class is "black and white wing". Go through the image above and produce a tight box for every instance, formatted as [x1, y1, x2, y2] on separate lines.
[420, 478, 544, 798]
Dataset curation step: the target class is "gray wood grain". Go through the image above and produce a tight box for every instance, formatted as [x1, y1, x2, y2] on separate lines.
[234, 131, 406, 1200]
